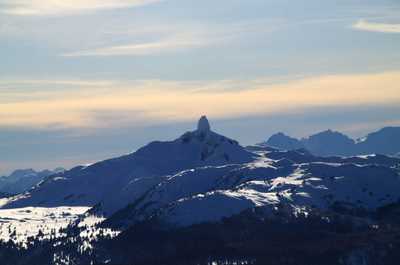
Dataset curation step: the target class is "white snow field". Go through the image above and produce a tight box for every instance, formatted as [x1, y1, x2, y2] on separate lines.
[0, 205, 120, 247]
[0, 206, 89, 244]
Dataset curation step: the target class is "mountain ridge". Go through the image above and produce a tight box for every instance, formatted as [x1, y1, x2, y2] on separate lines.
[265, 126, 400, 156]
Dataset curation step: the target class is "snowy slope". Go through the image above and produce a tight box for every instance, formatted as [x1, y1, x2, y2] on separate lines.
[0, 205, 120, 250]
[106, 149, 400, 227]
[105, 155, 282, 227]
[0, 206, 89, 244]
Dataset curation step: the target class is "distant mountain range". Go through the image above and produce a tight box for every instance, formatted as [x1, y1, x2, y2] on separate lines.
[264, 127, 400, 157]
[0, 168, 65, 195]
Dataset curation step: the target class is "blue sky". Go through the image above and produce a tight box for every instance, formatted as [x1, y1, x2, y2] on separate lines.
[1, 0, 400, 175]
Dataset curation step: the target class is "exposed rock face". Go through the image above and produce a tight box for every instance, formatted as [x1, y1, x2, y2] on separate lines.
[197, 116, 211, 133]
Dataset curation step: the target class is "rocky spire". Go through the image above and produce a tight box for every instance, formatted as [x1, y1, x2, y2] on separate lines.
[197, 115, 211, 133]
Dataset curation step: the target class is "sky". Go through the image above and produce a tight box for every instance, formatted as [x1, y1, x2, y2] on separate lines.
[1, 0, 400, 175]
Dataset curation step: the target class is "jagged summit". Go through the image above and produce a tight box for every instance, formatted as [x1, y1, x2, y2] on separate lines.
[197, 115, 211, 133]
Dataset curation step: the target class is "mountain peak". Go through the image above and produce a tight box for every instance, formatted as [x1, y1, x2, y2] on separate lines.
[266, 132, 304, 150]
[197, 115, 211, 133]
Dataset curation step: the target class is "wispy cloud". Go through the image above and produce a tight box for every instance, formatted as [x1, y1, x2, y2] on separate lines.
[1, 71, 400, 129]
[62, 33, 208, 57]
[1, 0, 161, 16]
[60, 20, 272, 57]
[0, 79, 115, 87]
[353, 19, 400, 33]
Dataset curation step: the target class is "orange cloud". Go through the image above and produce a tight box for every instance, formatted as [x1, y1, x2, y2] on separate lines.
[1, 71, 399, 129]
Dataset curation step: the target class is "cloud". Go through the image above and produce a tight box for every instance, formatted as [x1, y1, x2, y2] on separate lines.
[61, 20, 275, 57]
[62, 33, 208, 57]
[0, 79, 115, 87]
[0, 14, 280, 57]
[0, 16, 247, 57]
[1, 0, 162, 16]
[1, 71, 400, 129]
[353, 19, 400, 33]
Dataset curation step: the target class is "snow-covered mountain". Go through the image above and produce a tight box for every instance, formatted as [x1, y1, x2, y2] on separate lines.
[265, 127, 400, 157]
[0, 168, 65, 195]
[1, 116, 254, 215]
[105, 147, 400, 228]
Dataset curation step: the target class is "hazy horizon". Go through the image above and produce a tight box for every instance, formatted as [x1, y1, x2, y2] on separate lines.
[2, 115, 399, 176]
